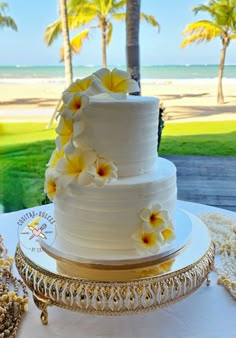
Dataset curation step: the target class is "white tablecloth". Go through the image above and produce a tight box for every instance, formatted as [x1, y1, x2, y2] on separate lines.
[0, 201, 235, 338]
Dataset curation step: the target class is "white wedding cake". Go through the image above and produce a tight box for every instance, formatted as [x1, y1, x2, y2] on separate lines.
[44, 68, 177, 261]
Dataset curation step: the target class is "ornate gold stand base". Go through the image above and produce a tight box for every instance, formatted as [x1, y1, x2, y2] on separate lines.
[15, 243, 214, 323]
[15, 213, 214, 323]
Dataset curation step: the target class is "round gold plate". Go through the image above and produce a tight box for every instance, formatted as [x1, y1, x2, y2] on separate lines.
[15, 211, 214, 323]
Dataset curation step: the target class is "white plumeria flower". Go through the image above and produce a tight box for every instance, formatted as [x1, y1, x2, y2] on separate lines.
[55, 116, 73, 151]
[87, 157, 118, 187]
[44, 170, 61, 201]
[94, 68, 139, 94]
[47, 148, 65, 169]
[162, 227, 176, 243]
[55, 146, 96, 186]
[62, 94, 89, 120]
[62, 76, 93, 103]
[139, 204, 169, 237]
[132, 228, 161, 255]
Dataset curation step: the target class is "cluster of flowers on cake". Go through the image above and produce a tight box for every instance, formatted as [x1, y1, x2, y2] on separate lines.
[44, 68, 139, 201]
[132, 203, 175, 254]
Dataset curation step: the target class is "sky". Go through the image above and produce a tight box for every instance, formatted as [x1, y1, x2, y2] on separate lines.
[1, 0, 236, 66]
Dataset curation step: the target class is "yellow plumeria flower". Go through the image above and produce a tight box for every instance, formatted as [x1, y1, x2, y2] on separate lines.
[66, 75, 93, 94]
[63, 93, 83, 117]
[47, 148, 65, 168]
[44, 171, 59, 201]
[139, 204, 169, 235]
[132, 229, 161, 254]
[44, 168, 62, 201]
[87, 157, 118, 186]
[55, 116, 73, 151]
[62, 94, 90, 120]
[55, 146, 96, 186]
[162, 227, 176, 243]
[94, 68, 139, 94]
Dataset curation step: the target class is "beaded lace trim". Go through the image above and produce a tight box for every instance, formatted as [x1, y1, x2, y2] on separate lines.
[199, 212, 236, 300]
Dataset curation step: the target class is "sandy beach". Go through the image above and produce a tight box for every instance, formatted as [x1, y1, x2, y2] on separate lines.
[0, 80, 236, 122]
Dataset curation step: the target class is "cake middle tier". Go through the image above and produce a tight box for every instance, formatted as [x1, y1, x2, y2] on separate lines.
[79, 95, 159, 177]
[54, 158, 176, 256]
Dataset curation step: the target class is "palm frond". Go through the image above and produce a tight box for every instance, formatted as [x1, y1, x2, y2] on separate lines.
[140, 13, 160, 31]
[106, 21, 113, 44]
[0, 2, 17, 30]
[192, 5, 214, 16]
[0, 16, 17, 30]
[60, 29, 89, 61]
[44, 20, 62, 46]
[182, 20, 222, 39]
[230, 33, 236, 40]
[112, 12, 126, 20]
[67, 1, 97, 27]
[113, 0, 126, 9]
[181, 32, 215, 48]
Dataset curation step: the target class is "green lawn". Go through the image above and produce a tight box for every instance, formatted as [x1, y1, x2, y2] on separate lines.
[0, 120, 235, 212]
[0, 122, 56, 147]
[159, 120, 236, 156]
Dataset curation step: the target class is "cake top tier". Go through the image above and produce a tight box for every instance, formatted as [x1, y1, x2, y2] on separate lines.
[45, 68, 159, 200]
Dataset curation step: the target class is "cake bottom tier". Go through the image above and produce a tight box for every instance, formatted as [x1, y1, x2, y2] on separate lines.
[54, 157, 177, 258]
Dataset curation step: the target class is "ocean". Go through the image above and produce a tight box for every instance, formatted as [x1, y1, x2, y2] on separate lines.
[0, 65, 236, 84]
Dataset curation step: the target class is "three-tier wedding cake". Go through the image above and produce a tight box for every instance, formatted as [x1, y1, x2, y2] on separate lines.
[44, 68, 177, 261]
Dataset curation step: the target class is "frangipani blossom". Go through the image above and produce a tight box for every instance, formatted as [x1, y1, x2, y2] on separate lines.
[88, 157, 118, 186]
[132, 229, 161, 254]
[63, 94, 83, 119]
[44, 172, 60, 201]
[47, 148, 65, 168]
[55, 116, 73, 150]
[94, 68, 139, 94]
[66, 75, 93, 94]
[62, 75, 93, 103]
[55, 147, 96, 186]
[61, 94, 89, 120]
[139, 204, 169, 235]
[162, 227, 176, 243]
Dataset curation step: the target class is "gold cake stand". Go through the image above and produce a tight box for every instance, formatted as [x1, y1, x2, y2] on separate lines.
[15, 212, 214, 324]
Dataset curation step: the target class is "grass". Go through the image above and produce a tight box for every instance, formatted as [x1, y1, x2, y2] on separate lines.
[0, 120, 235, 212]
[159, 120, 236, 156]
[0, 122, 56, 147]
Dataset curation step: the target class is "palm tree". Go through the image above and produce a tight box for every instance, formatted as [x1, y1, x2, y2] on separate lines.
[0, 2, 17, 31]
[59, 0, 73, 86]
[126, 0, 141, 94]
[126, 0, 159, 94]
[181, 0, 236, 104]
[44, 0, 158, 68]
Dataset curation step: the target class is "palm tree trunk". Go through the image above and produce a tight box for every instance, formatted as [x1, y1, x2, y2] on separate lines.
[59, 0, 73, 86]
[126, 0, 141, 95]
[100, 18, 107, 68]
[217, 39, 228, 104]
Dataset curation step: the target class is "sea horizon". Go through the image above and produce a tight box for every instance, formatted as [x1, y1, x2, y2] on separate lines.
[0, 64, 236, 84]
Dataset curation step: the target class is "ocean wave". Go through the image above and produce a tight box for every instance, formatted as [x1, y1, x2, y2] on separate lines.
[1, 77, 236, 85]
[0, 77, 66, 84]
[141, 78, 236, 85]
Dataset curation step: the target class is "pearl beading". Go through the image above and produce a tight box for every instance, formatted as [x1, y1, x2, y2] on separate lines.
[0, 235, 29, 337]
[199, 212, 236, 300]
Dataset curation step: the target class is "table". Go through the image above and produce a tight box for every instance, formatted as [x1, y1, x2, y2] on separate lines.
[0, 201, 235, 338]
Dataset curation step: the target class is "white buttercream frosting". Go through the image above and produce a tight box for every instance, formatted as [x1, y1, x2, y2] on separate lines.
[78, 95, 159, 177]
[54, 158, 177, 258]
